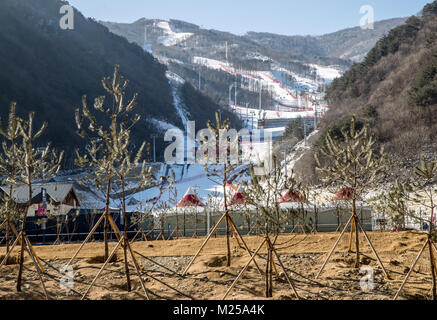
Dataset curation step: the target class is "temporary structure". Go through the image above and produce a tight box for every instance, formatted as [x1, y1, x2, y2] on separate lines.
[333, 187, 354, 201]
[279, 189, 311, 233]
[176, 187, 205, 208]
[279, 189, 313, 209]
[173, 187, 205, 238]
[227, 189, 246, 206]
[280, 189, 304, 203]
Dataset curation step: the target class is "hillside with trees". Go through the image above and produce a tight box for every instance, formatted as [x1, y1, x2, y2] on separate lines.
[0, 0, 239, 165]
[293, 2, 437, 183]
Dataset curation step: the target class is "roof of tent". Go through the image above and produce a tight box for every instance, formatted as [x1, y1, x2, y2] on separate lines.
[228, 191, 246, 206]
[332, 188, 358, 201]
[279, 189, 304, 203]
[176, 187, 205, 208]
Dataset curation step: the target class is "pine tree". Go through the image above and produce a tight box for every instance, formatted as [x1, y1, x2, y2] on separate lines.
[375, 180, 409, 231]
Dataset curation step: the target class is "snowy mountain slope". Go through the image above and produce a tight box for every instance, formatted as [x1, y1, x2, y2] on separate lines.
[99, 18, 349, 115]
[192, 55, 333, 110]
[155, 20, 194, 46]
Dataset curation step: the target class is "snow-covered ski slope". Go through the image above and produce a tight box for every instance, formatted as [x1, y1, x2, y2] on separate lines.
[155, 20, 194, 47]
[192, 56, 339, 111]
[148, 71, 188, 134]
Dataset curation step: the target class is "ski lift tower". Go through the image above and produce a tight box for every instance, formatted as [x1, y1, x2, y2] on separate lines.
[229, 82, 237, 109]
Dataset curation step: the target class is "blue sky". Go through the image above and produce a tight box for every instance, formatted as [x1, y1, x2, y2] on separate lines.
[67, 0, 430, 36]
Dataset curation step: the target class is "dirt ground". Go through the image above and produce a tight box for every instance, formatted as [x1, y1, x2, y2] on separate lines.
[0, 230, 436, 300]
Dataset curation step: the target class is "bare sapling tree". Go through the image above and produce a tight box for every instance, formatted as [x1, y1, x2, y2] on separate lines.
[205, 190, 222, 237]
[148, 177, 178, 241]
[183, 111, 262, 276]
[314, 116, 390, 279]
[0, 102, 23, 264]
[11, 109, 63, 295]
[134, 175, 174, 241]
[374, 180, 409, 231]
[204, 111, 240, 266]
[165, 181, 183, 240]
[153, 199, 171, 241]
[74, 65, 154, 298]
[394, 158, 437, 300]
[110, 130, 154, 293]
[72, 65, 140, 261]
[308, 188, 322, 233]
[226, 155, 306, 299]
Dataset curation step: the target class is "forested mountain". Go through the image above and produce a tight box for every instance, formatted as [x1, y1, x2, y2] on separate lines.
[0, 0, 239, 165]
[293, 1, 437, 182]
[100, 15, 407, 115]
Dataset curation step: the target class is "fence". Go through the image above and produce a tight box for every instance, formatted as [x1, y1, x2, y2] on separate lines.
[0, 207, 374, 245]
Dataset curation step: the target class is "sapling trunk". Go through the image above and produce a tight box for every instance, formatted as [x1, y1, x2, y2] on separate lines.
[268, 246, 273, 297]
[226, 215, 231, 267]
[428, 240, 436, 300]
[5, 220, 10, 264]
[183, 212, 186, 237]
[103, 179, 112, 260]
[16, 232, 25, 291]
[6, 183, 16, 265]
[194, 213, 198, 238]
[429, 196, 436, 300]
[223, 167, 231, 267]
[265, 243, 270, 297]
[121, 178, 132, 292]
[17, 169, 32, 292]
[353, 198, 360, 268]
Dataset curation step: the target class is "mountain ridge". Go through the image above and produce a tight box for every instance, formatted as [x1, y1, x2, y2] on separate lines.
[292, 1, 437, 183]
[0, 0, 239, 165]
